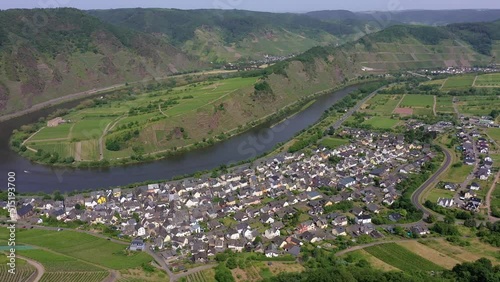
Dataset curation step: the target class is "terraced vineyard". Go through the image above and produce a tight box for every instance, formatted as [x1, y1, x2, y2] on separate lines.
[186, 268, 216, 282]
[40, 271, 108, 282]
[364, 243, 445, 272]
[0, 264, 35, 282]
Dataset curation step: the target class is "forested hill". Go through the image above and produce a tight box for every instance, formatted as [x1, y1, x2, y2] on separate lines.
[87, 8, 379, 64]
[0, 8, 203, 116]
[255, 23, 496, 106]
[307, 9, 500, 26]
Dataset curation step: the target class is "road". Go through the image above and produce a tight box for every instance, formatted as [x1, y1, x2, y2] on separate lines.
[19, 255, 45, 282]
[410, 146, 452, 218]
[332, 87, 382, 130]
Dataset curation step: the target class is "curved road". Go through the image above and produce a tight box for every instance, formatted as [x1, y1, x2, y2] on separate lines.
[410, 146, 452, 218]
[19, 255, 45, 282]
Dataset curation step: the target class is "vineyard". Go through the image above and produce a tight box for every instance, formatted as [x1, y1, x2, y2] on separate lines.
[186, 268, 216, 282]
[364, 243, 444, 272]
[18, 249, 105, 272]
[0, 264, 35, 282]
[40, 271, 108, 282]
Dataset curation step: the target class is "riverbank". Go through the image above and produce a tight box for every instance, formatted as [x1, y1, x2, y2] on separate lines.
[11, 77, 378, 169]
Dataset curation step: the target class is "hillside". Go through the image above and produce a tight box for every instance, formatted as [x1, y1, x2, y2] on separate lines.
[258, 24, 495, 101]
[307, 9, 500, 26]
[87, 9, 378, 64]
[0, 8, 203, 116]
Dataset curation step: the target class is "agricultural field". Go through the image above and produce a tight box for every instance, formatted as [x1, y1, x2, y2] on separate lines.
[17, 249, 105, 272]
[442, 75, 475, 90]
[363, 117, 400, 129]
[231, 261, 304, 282]
[474, 73, 500, 87]
[364, 243, 444, 272]
[40, 271, 108, 282]
[396, 241, 462, 269]
[420, 239, 500, 265]
[435, 96, 455, 113]
[362, 94, 403, 115]
[320, 137, 349, 149]
[422, 79, 446, 88]
[186, 268, 216, 282]
[400, 94, 434, 108]
[0, 229, 152, 270]
[118, 267, 169, 282]
[456, 95, 500, 116]
[0, 255, 35, 282]
[17, 76, 257, 163]
[487, 128, 500, 145]
[343, 250, 399, 271]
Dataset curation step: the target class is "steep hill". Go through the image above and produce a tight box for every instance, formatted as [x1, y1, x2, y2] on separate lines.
[87, 9, 378, 64]
[307, 9, 500, 26]
[259, 24, 496, 101]
[0, 8, 203, 116]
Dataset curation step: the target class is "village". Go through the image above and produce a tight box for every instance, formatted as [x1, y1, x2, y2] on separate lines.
[8, 128, 448, 264]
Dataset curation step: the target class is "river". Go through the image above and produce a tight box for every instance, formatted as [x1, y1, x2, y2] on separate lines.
[0, 86, 357, 193]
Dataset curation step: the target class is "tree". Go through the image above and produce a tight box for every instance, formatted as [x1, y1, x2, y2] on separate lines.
[464, 218, 477, 228]
[53, 191, 64, 201]
[226, 257, 237, 269]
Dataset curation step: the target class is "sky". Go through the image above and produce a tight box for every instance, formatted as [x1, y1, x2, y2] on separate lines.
[1, 0, 500, 12]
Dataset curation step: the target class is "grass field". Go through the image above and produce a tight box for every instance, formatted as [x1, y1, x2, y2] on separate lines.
[345, 250, 399, 271]
[364, 243, 445, 272]
[231, 261, 303, 282]
[30, 124, 72, 141]
[487, 128, 500, 145]
[400, 94, 434, 108]
[425, 188, 456, 203]
[362, 94, 402, 115]
[442, 75, 475, 90]
[320, 137, 349, 149]
[0, 229, 152, 270]
[457, 96, 500, 116]
[18, 249, 105, 272]
[435, 96, 454, 113]
[422, 79, 446, 88]
[474, 73, 500, 87]
[420, 239, 500, 264]
[363, 117, 400, 129]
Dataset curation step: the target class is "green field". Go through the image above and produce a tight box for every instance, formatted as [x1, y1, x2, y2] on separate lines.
[18, 76, 257, 163]
[30, 124, 73, 141]
[442, 75, 475, 90]
[186, 268, 216, 282]
[18, 249, 104, 272]
[363, 94, 402, 115]
[457, 96, 500, 116]
[0, 229, 152, 270]
[364, 243, 445, 272]
[475, 73, 500, 87]
[435, 96, 454, 113]
[363, 117, 400, 129]
[422, 79, 446, 88]
[320, 137, 349, 149]
[487, 128, 500, 144]
[400, 94, 434, 108]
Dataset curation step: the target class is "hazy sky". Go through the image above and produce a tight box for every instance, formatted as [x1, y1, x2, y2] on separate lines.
[1, 0, 500, 12]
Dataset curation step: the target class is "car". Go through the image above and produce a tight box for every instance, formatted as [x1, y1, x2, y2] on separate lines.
[107, 238, 111, 240]
[183, 270, 188, 273]
[30, 226, 34, 229]
[57, 228, 63, 231]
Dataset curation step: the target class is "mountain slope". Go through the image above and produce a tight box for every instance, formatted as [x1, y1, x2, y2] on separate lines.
[259, 24, 495, 101]
[87, 9, 378, 64]
[307, 9, 500, 26]
[0, 8, 203, 116]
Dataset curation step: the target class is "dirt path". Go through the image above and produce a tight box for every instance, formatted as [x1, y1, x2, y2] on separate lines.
[159, 104, 169, 117]
[102, 270, 121, 282]
[440, 78, 448, 90]
[75, 142, 82, 161]
[392, 94, 406, 113]
[22, 127, 45, 145]
[472, 75, 479, 87]
[19, 255, 45, 282]
[485, 170, 500, 222]
[433, 95, 437, 116]
[98, 116, 125, 161]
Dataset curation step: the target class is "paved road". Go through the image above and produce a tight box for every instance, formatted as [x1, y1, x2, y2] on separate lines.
[332, 87, 382, 130]
[19, 255, 45, 282]
[410, 146, 452, 218]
